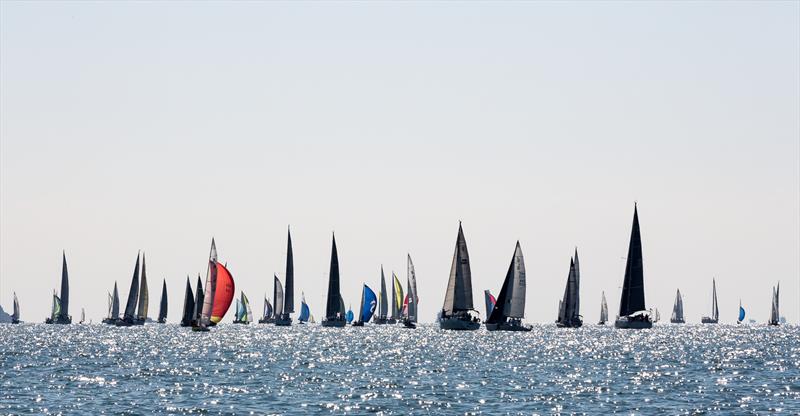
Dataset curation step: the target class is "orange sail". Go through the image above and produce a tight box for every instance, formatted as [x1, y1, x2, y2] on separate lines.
[210, 262, 235, 323]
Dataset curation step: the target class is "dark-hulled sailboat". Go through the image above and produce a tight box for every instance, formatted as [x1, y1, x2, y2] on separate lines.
[233, 291, 253, 324]
[103, 282, 120, 325]
[276, 227, 294, 326]
[439, 223, 480, 330]
[486, 241, 531, 331]
[670, 289, 685, 324]
[401, 254, 419, 328]
[116, 253, 141, 326]
[768, 282, 780, 326]
[157, 279, 168, 323]
[352, 284, 377, 326]
[598, 291, 608, 325]
[180, 276, 194, 327]
[374, 266, 389, 324]
[614, 204, 652, 329]
[700, 279, 719, 324]
[258, 294, 274, 324]
[556, 249, 582, 328]
[11, 292, 20, 324]
[45, 252, 71, 324]
[322, 233, 346, 327]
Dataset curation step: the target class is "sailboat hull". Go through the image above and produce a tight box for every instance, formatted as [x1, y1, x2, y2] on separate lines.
[614, 317, 652, 329]
[275, 315, 292, 326]
[258, 318, 275, 324]
[485, 322, 532, 331]
[321, 318, 346, 328]
[700, 317, 718, 324]
[372, 317, 390, 325]
[670, 319, 685, 324]
[45, 316, 71, 324]
[351, 321, 365, 327]
[401, 319, 416, 329]
[556, 317, 583, 328]
[439, 316, 480, 330]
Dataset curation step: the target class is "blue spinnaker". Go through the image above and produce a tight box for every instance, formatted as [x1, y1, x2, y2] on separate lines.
[299, 300, 310, 322]
[739, 306, 745, 322]
[361, 285, 378, 323]
[346, 308, 354, 323]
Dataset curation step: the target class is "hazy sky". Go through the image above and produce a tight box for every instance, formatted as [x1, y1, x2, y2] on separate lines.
[1, 1, 798, 324]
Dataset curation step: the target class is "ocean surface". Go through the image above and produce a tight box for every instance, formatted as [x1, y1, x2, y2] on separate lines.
[1, 323, 798, 415]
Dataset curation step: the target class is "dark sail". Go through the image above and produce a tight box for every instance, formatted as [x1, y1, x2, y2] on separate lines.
[59, 251, 70, 321]
[325, 233, 342, 320]
[284, 228, 294, 314]
[618, 204, 646, 317]
[111, 282, 120, 320]
[379, 266, 388, 319]
[487, 241, 526, 324]
[158, 279, 168, 322]
[442, 223, 474, 314]
[391, 270, 398, 319]
[181, 276, 194, 326]
[122, 253, 141, 321]
[192, 274, 204, 323]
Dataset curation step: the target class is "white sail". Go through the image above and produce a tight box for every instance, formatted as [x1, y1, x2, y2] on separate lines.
[200, 239, 219, 326]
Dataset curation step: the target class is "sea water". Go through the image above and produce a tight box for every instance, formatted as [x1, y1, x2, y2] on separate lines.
[0, 323, 798, 414]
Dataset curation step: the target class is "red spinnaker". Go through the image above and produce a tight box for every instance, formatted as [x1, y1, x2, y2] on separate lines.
[211, 262, 235, 323]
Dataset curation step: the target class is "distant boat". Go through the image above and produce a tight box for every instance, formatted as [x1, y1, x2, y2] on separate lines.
[233, 291, 253, 324]
[45, 252, 71, 324]
[670, 289, 685, 324]
[298, 292, 311, 323]
[321, 233, 346, 327]
[614, 204, 652, 329]
[193, 239, 236, 331]
[737, 299, 745, 324]
[346, 305, 354, 324]
[484, 290, 496, 321]
[103, 282, 120, 325]
[11, 292, 20, 324]
[79, 308, 85, 324]
[157, 279, 168, 324]
[374, 266, 390, 324]
[390, 271, 403, 324]
[180, 276, 194, 327]
[352, 284, 378, 326]
[310, 314, 316, 324]
[653, 308, 661, 323]
[768, 282, 780, 326]
[556, 249, 582, 328]
[135, 253, 150, 325]
[439, 222, 480, 330]
[116, 253, 141, 327]
[275, 227, 294, 326]
[485, 241, 531, 331]
[700, 279, 719, 324]
[598, 291, 608, 325]
[401, 254, 419, 329]
[258, 294, 274, 324]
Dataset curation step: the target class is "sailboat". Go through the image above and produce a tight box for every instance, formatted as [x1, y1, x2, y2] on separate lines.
[258, 294, 274, 324]
[180, 276, 194, 327]
[135, 253, 150, 324]
[701, 279, 719, 324]
[653, 308, 661, 323]
[157, 279, 168, 324]
[486, 241, 531, 331]
[670, 289, 685, 323]
[298, 292, 311, 323]
[192, 239, 236, 331]
[401, 254, 419, 328]
[233, 291, 253, 324]
[737, 299, 745, 324]
[374, 266, 389, 324]
[556, 249, 582, 328]
[439, 222, 480, 330]
[352, 284, 378, 326]
[310, 314, 316, 324]
[45, 252, 71, 324]
[191, 274, 204, 327]
[103, 282, 120, 325]
[389, 272, 403, 324]
[322, 233, 346, 327]
[79, 308, 85, 324]
[768, 283, 780, 326]
[345, 305, 354, 323]
[598, 291, 608, 325]
[11, 292, 20, 324]
[276, 227, 294, 326]
[116, 253, 141, 326]
[484, 290, 496, 321]
[614, 204, 652, 329]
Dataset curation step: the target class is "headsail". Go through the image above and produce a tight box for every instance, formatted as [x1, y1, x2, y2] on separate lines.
[378, 266, 388, 320]
[136, 253, 149, 321]
[192, 274, 204, 324]
[111, 282, 120, 320]
[122, 253, 141, 322]
[671, 289, 684, 322]
[392, 272, 404, 320]
[273, 274, 284, 317]
[406, 254, 419, 323]
[618, 204, 646, 317]
[324, 233, 343, 321]
[210, 262, 235, 324]
[484, 290, 496, 320]
[158, 279, 168, 323]
[769, 283, 780, 325]
[711, 279, 719, 322]
[181, 276, 194, 326]
[442, 223, 475, 315]
[599, 291, 608, 324]
[487, 241, 526, 324]
[51, 292, 61, 320]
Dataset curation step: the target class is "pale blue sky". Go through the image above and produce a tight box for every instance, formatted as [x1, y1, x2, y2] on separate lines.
[1, 1, 798, 323]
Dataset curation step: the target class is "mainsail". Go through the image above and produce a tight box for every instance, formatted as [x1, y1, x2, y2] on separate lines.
[80, 308, 85, 324]
[273, 274, 284, 317]
[378, 266, 388, 320]
[181, 276, 194, 326]
[618, 205, 646, 317]
[769, 283, 780, 325]
[51, 292, 61, 320]
[484, 290, 496, 320]
[122, 253, 141, 322]
[284, 228, 294, 315]
[406, 254, 419, 323]
[192, 274, 204, 324]
[442, 223, 475, 315]
[487, 241, 526, 324]
[263, 296, 273, 320]
[111, 282, 120, 320]
[710, 279, 719, 321]
[671, 289, 684, 323]
[59, 252, 70, 322]
[556, 256, 580, 325]
[324, 234, 343, 321]
[12, 292, 19, 322]
[599, 291, 608, 324]
[158, 279, 168, 323]
[136, 253, 149, 321]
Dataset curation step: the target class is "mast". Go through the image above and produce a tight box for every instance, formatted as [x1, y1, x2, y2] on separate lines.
[379, 266, 388, 319]
[442, 223, 474, 315]
[618, 204, 645, 317]
[136, 253, 149, 321]
[284, 227, 294, 314]
[122, 253, 141, 322]
[407, 254, 418, 323]
[199, 239, 218, 327]
[158, 279, 168, 322]
[60, 251, 70, 321]
[273, 274, 284, 317]
[487, 241, 526, 324]
[325, 233, 342, 320]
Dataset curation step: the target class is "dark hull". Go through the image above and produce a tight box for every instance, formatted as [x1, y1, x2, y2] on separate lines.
[115, 318, 145, 327]
[556, 319, 583, 328]
[372, 317, 390, 325]
[768, 322, 779, 326]
[191, 326, 210, 332]
[486, 322, 532, 331]
[402, 319, 416, 329]
[670, 319, 685, 324]
[614, 317, 653, 329]
[179, 322, 192, 327]
[321, 318, 346, 328]
[386, 319, 397, 324]
[275, 316, 292, 326]
[45, 316, 71, 324]
[232, 320, 249, 324]
[597, 321, 606, 325]
[157, 319, 166, 324]
[11, 319, 20, 324]
[258, 318, 275, 324]
[102, 318, 118, 325]
[701, 317, 718, 324]
[439, 316, 480, 330]
[351, 321, 364, 327]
